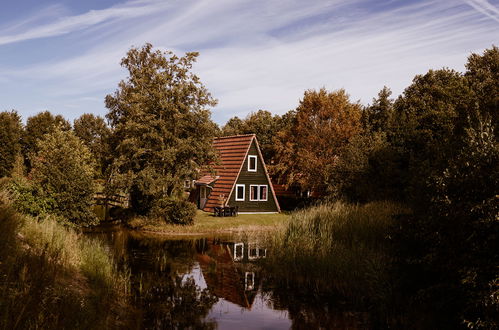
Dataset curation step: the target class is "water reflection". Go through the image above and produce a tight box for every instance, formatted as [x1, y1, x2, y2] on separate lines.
[195, 239, 265, 310]
[90, 228, 368, 329]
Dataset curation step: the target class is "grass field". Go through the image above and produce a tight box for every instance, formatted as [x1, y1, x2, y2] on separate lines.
[127, 210, 290, 235]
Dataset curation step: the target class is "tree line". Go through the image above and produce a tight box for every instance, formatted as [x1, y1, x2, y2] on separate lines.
[0, 43, 497, 326]
[219, 46, 498, 327]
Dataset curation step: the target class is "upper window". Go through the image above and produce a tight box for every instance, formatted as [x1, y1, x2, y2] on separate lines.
[249, 185, 268, 201]
[248, 155, 257, 172]
[235, 184, 245, 201]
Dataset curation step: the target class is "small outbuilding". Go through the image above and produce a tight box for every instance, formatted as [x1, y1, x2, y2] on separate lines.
[193, 134, 280, 213]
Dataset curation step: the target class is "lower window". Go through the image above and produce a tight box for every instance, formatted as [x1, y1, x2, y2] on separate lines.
[235, 184, 245, 201]
[249, 185, 268, 201]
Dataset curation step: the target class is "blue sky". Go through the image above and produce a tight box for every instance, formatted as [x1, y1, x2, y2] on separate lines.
[0, 0, 498, 125]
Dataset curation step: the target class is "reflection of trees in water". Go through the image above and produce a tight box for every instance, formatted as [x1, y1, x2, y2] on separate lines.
[115, 233, 219, 329]
[260, 277, 371, 329]
[135, 273, 218, 329]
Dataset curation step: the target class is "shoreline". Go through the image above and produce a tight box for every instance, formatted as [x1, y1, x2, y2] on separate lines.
[91, 210, 290, 237]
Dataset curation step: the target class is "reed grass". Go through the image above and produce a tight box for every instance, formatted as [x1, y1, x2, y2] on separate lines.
[264, 201, 409, 308]
[0, 191, 130, 329]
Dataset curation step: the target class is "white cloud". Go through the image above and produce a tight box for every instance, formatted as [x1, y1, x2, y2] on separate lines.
[0, 0, 173, 45]
[465, 0, 499, 22]
[0, 0, 498, 123]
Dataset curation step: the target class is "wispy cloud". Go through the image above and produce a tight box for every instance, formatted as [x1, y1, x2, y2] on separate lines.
[0, 0, 498, 123]
[0, 0, 173, 46]
[465, 0, 499, 22]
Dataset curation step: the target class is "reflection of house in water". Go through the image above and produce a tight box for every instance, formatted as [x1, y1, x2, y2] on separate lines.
[196, 239, 267, 309]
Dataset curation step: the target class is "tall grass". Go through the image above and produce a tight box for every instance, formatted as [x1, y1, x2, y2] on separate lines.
[265, 201, 408, 308]
[0, 191, 130, 329]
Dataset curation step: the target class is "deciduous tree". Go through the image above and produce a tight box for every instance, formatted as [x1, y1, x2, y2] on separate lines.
[273, 88, 363, 193]
[364, 86, 393, 132]
[73, 113, 111, 176]
[221, 116, 245, 136]
[32, 127, 96, 226]
[390, 69, 474, 200]
[23, 111, 71, 170]
[105, 43, 217, 215]
[465, 45, 499, 129]
[0, 111, 22, 177]
[221, 110, 283, 162]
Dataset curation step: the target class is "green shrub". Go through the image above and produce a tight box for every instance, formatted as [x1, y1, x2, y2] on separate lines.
[1, 176, 56, 218]
[150, 198, 197, 225]
[31, 127, 97, 226]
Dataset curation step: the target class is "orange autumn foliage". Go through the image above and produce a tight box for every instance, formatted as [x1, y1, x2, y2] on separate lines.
[273, 88, 363, 192]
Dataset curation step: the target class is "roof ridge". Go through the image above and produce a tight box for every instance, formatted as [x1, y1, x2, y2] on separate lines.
[214, 134, 255, 140]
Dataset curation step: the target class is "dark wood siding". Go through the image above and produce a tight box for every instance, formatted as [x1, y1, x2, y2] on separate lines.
[227, 141, 279, 212]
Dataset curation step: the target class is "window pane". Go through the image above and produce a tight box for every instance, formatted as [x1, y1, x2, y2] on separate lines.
[260, 186, 267, 200]
[251, 186, 258, 200]
[249, 156, 256, 170]
[237, 186, 244, 199]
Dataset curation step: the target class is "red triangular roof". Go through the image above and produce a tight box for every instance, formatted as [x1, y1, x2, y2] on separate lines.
[202, 134, 254, 211]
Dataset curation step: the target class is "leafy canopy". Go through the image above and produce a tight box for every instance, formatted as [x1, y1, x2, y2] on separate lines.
[221, 110, 284, 162]
[273, 88, 363, 192]
[32, 127, 96, 226]
[73, 113, 111, 177]
[105, 43, 217, 215]
[0, 111, 22, 178]
[23, 111, 71, 170]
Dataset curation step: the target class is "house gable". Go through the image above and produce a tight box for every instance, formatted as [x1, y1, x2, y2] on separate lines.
[227, 139, 279, 212]
[200, 134, 280, 213]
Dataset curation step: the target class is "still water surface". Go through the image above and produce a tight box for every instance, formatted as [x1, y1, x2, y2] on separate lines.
[90, 227, 367, 329]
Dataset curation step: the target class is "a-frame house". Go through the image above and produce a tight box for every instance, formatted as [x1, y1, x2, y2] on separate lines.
[193, 134, 280, 213]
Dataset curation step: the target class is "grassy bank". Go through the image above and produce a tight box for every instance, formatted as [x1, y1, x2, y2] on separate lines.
[127, 210, 290, 235]
[0, 192, 131, 329]
[263, 201, 408, 313]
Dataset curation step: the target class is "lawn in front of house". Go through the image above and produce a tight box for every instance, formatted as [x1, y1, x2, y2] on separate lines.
[127, 210, 290, 235]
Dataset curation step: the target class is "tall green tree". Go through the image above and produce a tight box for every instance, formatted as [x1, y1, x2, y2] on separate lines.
[364, 86, 393, 132]
[221, 110, 282, 162]
[465, 45, 499, 129]
[391, 69, 474, 200]
[244, 110, 282, 162]
[221, 116, 245, 136]
[105, 43, 217, 215]
[73, 113, 111, 176]
[23, 111, 71, 170]
[32, 127, 96, 226]
[396, 117, 499, 328]
[0, 111, 22, 177]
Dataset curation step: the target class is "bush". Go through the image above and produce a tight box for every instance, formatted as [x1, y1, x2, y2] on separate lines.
[1, 176, 56, 218]
[150, 198, 196, 225]
[31, 127, 97, 226]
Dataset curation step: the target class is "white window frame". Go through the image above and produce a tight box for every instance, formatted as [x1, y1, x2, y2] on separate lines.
[249, 184, 268, 201]
[259, 185, 268, 201]
[248, 155, 257, 172]
[235, 184, 245, 201]
[234, 243, 244, 261]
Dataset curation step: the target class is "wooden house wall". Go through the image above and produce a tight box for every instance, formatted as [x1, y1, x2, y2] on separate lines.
[227, 141, 278, 212]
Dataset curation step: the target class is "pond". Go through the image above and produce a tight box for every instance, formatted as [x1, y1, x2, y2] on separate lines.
[89, 227, 370, 329]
